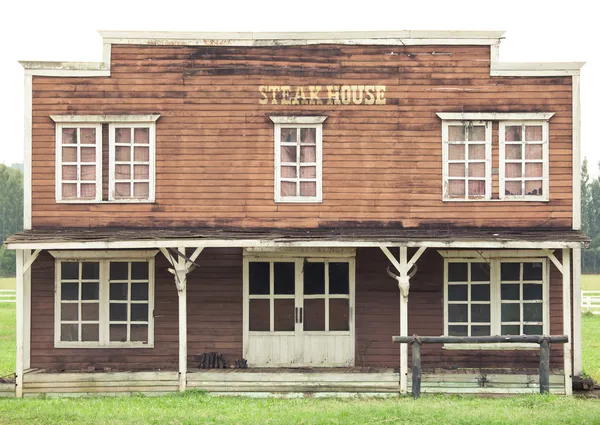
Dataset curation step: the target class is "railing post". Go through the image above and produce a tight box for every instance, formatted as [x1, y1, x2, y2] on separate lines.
[411, 337, 422, 399]
[539, 338, 550, 395]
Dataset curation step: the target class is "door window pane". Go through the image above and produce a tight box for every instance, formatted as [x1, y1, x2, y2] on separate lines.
[274, 262, 295, 295]
[471, 284, 490, 302]
[471, 304, 490, 322]
[329, 263, 349, 294]
[82, 324, 99, 342]
[448, 325, 468, 336]
[501, 263, 520, 281]
[329, 299, 349, 331]
[110, 303, 128, 321]
[501, 304, 520, 322]
[471, 263, 490, 282]
[448, 285, 468, 301]
[274, 299, 295, 331]
[448, 263, 468, 282]
[110, 324, 127, 342]
[448, 304, 468, 323]
[304, 262, 325, 295]
[303, 299, 325, 331]
[249, 262, 270, 295]
[249, 299, 270, 331]
[61, 283, 79, 300]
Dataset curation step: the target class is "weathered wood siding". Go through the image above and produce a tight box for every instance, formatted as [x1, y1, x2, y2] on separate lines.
[30, 44, 573, 228]
[30, 248, 568, 372]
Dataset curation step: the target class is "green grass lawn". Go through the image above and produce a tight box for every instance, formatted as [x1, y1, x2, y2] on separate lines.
[0, 303, 16, 377]
[0, 277, 16, 290]
[1, 392, 600, 425]
[582, 313, 600, 382]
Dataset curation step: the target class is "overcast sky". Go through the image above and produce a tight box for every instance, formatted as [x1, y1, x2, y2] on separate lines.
[1, 0, 597, 172]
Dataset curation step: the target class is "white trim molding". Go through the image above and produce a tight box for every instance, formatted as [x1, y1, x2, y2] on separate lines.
[437, 113, 555, 121]
[51, 115, 160, 123]
[23, 75, 32, 230]
[572, 75, 582, 230]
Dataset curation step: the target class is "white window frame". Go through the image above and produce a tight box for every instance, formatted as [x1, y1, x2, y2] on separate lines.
[271, 116, 326, 203]
[441, 120, 492, 201]
[52, 250, 157, 349]
[55, 123, 103, 203]
[109, 122, 157, 202]
[440, 250, 549, 350]
[50, 115, 159, 204]
[499, 120, 550, 201]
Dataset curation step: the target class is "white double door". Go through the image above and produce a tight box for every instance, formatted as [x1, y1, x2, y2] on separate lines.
[243, 255, 355, 367]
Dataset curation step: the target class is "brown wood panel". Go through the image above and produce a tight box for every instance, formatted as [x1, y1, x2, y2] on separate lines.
[30, 44, 573, 229]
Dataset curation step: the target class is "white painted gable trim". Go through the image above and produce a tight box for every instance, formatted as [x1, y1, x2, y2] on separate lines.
[51, 115, 160, 123]
[436, 112, 555, 121]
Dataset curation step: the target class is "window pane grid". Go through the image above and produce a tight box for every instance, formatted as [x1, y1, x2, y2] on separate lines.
[113, 126, 152, 200]
[443, 123, 489, 200]
[60, 127, 98, 200]
[447, 261, 491, 336]
[59, 261, 100, 343]
[277, 125, 320, 200]
[500, 262, 544, 335]
[502, 124, 546, 198]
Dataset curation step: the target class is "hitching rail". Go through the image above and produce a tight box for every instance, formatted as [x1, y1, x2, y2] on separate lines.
[392, 335, 569, 398]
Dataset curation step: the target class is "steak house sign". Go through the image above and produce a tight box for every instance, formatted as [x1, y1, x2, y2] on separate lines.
[259, 85, 386, 105]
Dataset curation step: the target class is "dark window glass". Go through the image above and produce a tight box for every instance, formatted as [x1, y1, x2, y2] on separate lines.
[304, 262, 325, 295]
[501, 304, 520, 322]
[303, 298, 325, 331]
[82, 324, 99, 342]
[110, 324, 127, 342]
[501, 262, 520, 281]
[110, 303, 127, 321]
[501, 325, 520, 335]
[82, 283, 99, 300]
[501, 284, 520, 301]
[448, 285, 468, 301]
[329, 299, 350, 331]
[131, 283, 149, 301]
[471, 325, 490, 336]
[131, 304, 148, 321]
[110, 262, 129, 280]
[523, 284, 542, 300]
[523, 303, 543, 322]
[81, 303, 99, 321]
[82, 262, 100, 279]
[329, 263, 349, 294]
[274, 262, 295, 295]
[448, 304, 468, 323]
[273, 299, 295, 331]
[131, 262, 149, 280]
[448, 325, 468, 336]
[61, 283, 79, 300]
[524, 325, 543, 335]
[130, 324, 148, 342]
[249, 262, 270, 295]
[471, 263, 490, 282]
[448, 263, 468, 282]
[471, 304, 490, 322]
[61, 324, 78, 342]
[471, 284, 490, 301]
[249, 299, 269, 331]
[110, 283, 128, 301]
[61, 304, 78, 321]
[523, 262, 543, 281]
[61, 262, 79, 280]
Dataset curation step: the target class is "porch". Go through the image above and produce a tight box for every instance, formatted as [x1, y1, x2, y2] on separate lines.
[5, 226, 588, 397]
[17, 368, 566, 397]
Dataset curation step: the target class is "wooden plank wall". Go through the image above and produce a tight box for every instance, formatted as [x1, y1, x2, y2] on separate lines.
[30, 44, 573, 229]
[30, 248, 567, 372]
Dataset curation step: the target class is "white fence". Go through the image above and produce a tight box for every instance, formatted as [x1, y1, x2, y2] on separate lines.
[582, 291, 600, 314]
[0, 290, 16, 303]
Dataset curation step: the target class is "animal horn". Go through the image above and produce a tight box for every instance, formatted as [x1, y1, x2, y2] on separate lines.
[386, 266, 400, 280]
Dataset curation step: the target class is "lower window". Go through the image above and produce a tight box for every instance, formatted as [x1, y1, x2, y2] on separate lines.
[54, 253, 155, 348]
[444, 257, 548, 340]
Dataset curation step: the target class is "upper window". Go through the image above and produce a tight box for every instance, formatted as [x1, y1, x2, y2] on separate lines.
[442, 252, 548, 348]
[500, 121, 549, 201]
[55, 123, 102, 202]
[109, 124, 155, 201]
[442, 121, 492, 201]
[52, 251, 156, 348]
[51, 115, 159, 203]
[271, 116, 326, 203]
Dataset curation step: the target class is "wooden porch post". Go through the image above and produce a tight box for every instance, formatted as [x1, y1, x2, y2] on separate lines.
[15, 249, 24, 398]
[562, 248, 572, 395]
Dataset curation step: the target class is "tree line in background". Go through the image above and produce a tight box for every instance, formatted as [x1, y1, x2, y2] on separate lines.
[0, 164, 23, 276]
[581, 158, 600, 273]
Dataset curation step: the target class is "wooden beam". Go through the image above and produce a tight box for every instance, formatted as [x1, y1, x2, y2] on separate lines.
[393, 335, 568, 344]
[159, 248, 177, 267]
[407, 247, 426, 271]
[543, 249, 563, 275]
[399, 247, 408, 395]
[186, 247, 204, 269]
[540, 339, 550, 394]
[178, 247, 187, 392]
[379, 246, 402, 274]
[22, 249, 41, 273]
[562, 248, 572, 395]
[15, 250, 24, 398]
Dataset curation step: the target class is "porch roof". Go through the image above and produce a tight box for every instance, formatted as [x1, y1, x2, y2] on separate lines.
[4, 226, 590, 250]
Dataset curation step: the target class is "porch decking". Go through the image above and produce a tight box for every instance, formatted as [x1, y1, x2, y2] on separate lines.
[14, 368, 566, 397]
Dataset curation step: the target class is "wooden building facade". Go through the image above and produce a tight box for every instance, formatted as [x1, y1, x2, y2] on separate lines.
[6, 30, 587, 397]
